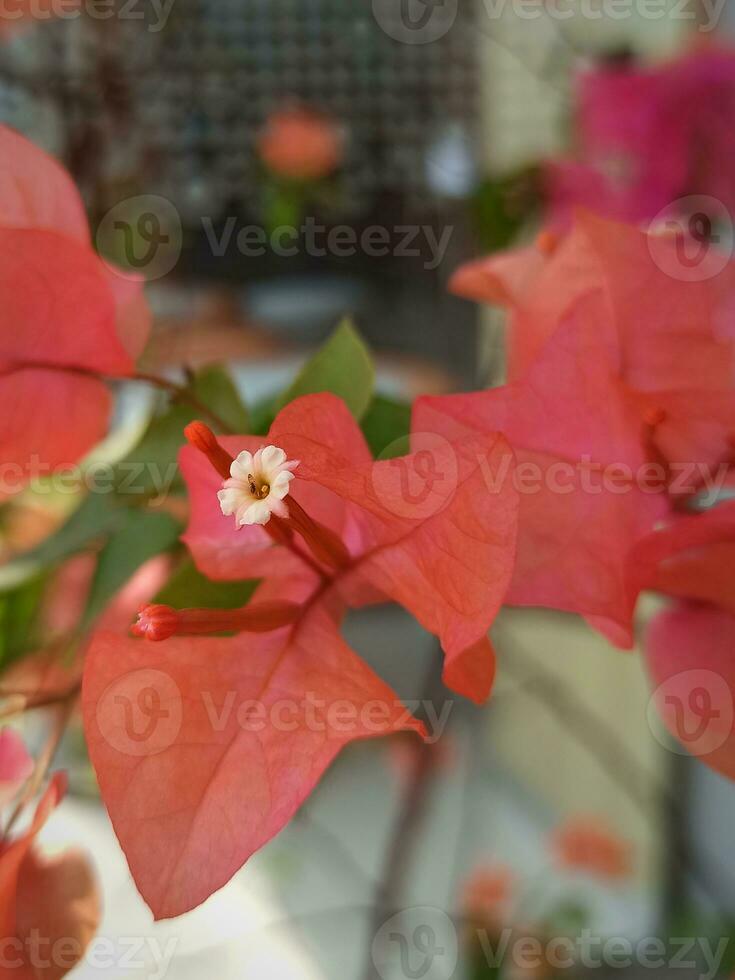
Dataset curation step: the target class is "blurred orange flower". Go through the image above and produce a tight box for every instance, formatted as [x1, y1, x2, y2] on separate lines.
[462, 864, 516, 927]
[551, 816, 632, 881]
[258, 108, 342, 181]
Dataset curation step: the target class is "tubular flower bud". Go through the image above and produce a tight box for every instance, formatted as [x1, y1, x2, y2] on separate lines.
[285, 496, 350, 570]
[184, 421, 235, 480]
[132, 601, 302, 641]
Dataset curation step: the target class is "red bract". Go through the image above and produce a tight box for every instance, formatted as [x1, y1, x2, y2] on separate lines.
[632, 500, 735, 613]
[0, 126, 151, 488]
[646, 603, 735, 781]
[636, 503, 735, 779]
[415, 307, 669, 647]
[84, 606, 425, 919]
[83, 393, 518, 918]
[0, 773, 101, 979]
[182, 394, 519, 698]
[451, 212, 735, 392]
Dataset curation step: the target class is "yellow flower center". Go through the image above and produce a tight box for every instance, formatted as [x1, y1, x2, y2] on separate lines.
[248, 474, 271, 500]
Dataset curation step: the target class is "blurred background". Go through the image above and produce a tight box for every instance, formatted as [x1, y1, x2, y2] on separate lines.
[2, 2, 734, 978]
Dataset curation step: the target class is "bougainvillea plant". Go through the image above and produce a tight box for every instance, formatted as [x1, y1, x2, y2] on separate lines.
[2, 96, 735, 954]
[546, 45, 735, 227]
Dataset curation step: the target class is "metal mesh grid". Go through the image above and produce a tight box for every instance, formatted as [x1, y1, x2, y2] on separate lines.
[0, 0, 481, 222]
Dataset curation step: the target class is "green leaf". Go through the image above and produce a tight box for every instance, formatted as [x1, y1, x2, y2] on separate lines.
[276, 318, 374, 420]
[0, 573, 49, 668]
[249, 397, 277, 436]
[360, 395, 412, 458]
[155, 559, 258, 610]
[112, 404, 193, 500]
[190, 365, 250, 434]
[0, 494, 123, 590]
[112, 366, 249, 501]
[471, 165, 542, 254]
[81, 509, 181, 628]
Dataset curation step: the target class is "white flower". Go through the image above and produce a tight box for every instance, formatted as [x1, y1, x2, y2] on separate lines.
[217, 445, 299, 527]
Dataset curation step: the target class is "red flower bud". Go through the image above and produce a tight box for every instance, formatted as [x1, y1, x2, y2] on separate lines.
[132, 601, 302, 641]
[184, 421, 234, 480]
[132, 604, 179, 641]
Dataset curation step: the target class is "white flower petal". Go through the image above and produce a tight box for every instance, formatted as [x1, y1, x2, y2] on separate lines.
[240, 500, 273, 526]
[251, 447, 264, 473]
[269, 497, 289, 518]
[270, 473, 294, 499]
[282, 459, 300, 472]
[218, 487, 246, 516]
[260, 445, 287, 472]
[230, 451, 254, 481]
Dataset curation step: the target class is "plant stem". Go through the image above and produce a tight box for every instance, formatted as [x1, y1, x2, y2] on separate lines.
[4, 690, 77, 837]
[2, 363, 235, 434]
[128, 371, 234, 433]
[360, 659, 446, 980]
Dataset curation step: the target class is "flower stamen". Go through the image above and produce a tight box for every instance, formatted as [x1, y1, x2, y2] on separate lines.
[248, 474, 271, 500]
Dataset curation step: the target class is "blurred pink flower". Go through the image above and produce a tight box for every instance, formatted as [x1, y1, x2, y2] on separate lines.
[0, 728, 33, 809]
[547, 47, 735, 225]
[258, 108, 343, 181]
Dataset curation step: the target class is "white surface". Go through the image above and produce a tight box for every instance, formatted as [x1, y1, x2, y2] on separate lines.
[37, 799, 325, 980]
